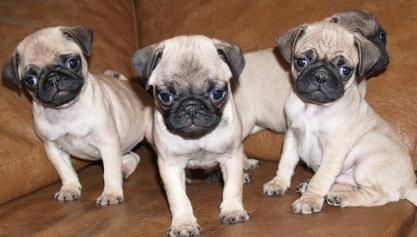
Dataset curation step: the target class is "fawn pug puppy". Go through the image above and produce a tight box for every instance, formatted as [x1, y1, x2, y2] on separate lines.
[236, 10, 389, 140]
[263, 21, 417, 214]
[2, 26, 153, 206]
[133, 35, 249, 237]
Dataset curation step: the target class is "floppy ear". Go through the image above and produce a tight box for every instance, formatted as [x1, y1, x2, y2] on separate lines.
[2, 52, 22, 93]
[60, 26, 94, 57]
[214, 40, 245, 82]
[277, 25, 306, 63]
[132, 44, 163, 89]
[354, 34, 381, 78]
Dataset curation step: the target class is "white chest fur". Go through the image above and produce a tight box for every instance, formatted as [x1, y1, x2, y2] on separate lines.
[154, 100, 241, 169]
[33, 82, 101, 160]
[285, 93, 326, 171]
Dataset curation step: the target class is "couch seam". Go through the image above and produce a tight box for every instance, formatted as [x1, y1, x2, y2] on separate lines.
[130, 0, 140, 49]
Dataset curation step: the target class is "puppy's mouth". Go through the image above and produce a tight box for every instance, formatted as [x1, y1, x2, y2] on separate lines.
[38, 71, 84, 107]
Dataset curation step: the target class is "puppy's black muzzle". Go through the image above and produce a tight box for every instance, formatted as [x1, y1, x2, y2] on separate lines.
[38, 66, 84, 106]
[296, 63, 344, 104]
[165, 97, 221, 139]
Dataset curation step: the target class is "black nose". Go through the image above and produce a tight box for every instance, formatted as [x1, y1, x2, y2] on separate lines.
[313, 68, 328, 85]
[182, 100, 200, 116]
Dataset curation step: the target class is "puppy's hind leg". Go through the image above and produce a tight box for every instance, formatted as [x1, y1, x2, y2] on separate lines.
[122, 152, 141, 179]
[326, 186, 388, 207]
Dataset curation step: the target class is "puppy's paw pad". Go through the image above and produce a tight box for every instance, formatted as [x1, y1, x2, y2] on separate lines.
[96, 192, 124, 206]
[220, 210, 250, 224]
[54, 185, 81, 202]
[122, 152, 141, 179]
[243, 173, 252, 185]
[296, 179, 311, 195]
[326, 193, 347, 207]
[168, 222, 201, 237]
[263, 178, 288, 197]
[292, 195, 323, 214]
[244, 158, 260, 170]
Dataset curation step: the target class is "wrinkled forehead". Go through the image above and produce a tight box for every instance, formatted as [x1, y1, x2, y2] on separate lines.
[17, 28, 82, 68]
[296, 23, 358, 62]
[152, 36, 231, 86]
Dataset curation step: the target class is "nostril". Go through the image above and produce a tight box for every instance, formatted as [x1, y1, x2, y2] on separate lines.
[314, 72, 327, 85]
[47, 78, 60, 87]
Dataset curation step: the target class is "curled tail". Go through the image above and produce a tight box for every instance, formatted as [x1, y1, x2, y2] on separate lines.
[406, 184, 417, 206]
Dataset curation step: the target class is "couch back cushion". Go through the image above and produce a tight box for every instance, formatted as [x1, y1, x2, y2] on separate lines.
[0, 0, 138, 205]
[136, 0, 417, 169]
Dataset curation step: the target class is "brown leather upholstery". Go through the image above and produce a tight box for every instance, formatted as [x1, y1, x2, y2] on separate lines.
[0, 149, 415, 236]
[1, 0, 417, 236]
[0, 0, 137, 205]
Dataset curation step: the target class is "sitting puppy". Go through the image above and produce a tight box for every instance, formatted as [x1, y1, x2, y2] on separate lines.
[133, 35, 249, 237]
[2, 26, 153, 206]
[263, 21, 417, 214]
[236, 10, 389, 140]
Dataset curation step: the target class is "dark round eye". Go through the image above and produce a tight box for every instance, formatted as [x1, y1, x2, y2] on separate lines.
[65, 56, 80, 70]
[296, 57, 309, 68]
[210, 89, 226, 102]
[158, 92, 173, 105]
[379, 31, 386, 42]
[24, 75, 38, 87]
[339, 65, 352, 76]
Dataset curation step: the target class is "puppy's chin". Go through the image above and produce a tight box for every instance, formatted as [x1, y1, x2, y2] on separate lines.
[297, 90, 341, 104]
[165, 114, 221, 139]
[38, 89, 83, 107]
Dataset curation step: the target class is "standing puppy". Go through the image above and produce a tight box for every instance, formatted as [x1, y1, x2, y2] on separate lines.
[263, 21, 417, 214]
[133, 35, 249, 237]
[2, 27, 153, 206]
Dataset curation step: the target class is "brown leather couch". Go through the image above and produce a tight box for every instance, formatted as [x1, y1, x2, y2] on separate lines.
[1, 0, 416, 236]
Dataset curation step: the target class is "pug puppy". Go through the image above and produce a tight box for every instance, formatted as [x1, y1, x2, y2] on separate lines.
[263, 21, 417, 214]
[236, 10, 389, 140]
[133, 35, 249, 237]
[2, 26, 153, 206]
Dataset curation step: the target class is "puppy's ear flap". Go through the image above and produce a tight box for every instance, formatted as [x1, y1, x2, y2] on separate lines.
[132, 44, 163, 89]
[2, 52, 22, 94]
[214, 40, 245, 82]
[61, 26, 94, 57]
[277, 25, 306, 63]
[355, 34, 381, 78]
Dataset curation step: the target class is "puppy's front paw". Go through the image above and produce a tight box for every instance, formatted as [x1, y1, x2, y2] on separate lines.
[263, 176, 289, 197]
[244, 158, 260, 170]
[54, 183, 81, 202]
[96, 189, 124, 206]
[220, 209, 250, 224]
[292, 192, 324, 214]
[243, 173, 252, 185]
[168, 221, 201, 237]
[326, 192, 348, 207]
[296, 179, 311, 195]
